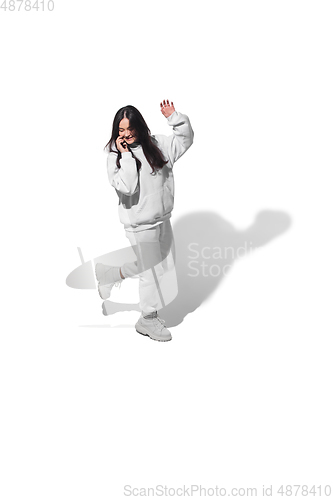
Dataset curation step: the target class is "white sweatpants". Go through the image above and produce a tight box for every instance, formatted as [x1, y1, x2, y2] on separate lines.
[120, 219, 176, 315]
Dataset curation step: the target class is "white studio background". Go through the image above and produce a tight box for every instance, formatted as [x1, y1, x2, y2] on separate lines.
[1, 0, 332, 498]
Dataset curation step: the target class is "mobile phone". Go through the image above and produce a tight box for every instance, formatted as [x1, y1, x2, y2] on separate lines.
[121, 140, 127, 149]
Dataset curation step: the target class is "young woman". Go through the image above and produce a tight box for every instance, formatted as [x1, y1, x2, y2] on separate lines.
[95, 100, 194, 342]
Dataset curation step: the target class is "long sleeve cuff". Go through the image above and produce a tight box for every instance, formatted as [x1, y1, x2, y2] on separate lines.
[167, 111, 182, 124]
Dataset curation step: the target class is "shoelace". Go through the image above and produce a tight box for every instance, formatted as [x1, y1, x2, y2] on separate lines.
[151, 316, 166, 330]
[142, 312, 166, 328]
[114, 280, 123, 289]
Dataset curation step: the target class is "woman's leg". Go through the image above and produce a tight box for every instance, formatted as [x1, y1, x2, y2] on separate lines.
[119, 258, 139, 279]
[121, 220, 175, 277]
[154, 220, 178, 307]
[122, 226, 166, 315]
[159, 219, 176, 272]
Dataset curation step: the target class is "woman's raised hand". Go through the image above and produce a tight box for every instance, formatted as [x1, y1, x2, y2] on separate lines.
[160, 99, 175, 118]
[116, 135, 128, 153]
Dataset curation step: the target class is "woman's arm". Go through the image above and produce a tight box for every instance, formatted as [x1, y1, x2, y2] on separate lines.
[107, 151, 139, 195]
[154, 99, 194, 165]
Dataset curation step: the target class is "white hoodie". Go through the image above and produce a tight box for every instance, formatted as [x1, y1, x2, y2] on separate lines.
[106, 111, 194, 232]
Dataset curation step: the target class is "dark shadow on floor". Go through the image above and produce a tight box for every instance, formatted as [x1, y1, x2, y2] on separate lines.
[101, 209, 292, 328]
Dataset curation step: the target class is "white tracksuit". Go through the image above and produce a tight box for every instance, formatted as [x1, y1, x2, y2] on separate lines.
[106, 110, 194, 314]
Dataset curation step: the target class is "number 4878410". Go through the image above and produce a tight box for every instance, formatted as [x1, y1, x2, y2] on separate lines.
[1, 0, 55, 11]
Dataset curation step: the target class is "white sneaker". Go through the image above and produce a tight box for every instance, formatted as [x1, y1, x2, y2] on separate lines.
[98, 282, 120, 300]
[135, 312, 172, 342]
[95, 263, 123, 299]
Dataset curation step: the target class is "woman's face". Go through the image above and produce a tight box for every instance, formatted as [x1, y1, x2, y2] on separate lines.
[118, 117, 137, 144]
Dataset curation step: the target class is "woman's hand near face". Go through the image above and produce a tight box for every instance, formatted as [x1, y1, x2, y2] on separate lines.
[116, 135, 129, 153]
[160, 99, 175, 118]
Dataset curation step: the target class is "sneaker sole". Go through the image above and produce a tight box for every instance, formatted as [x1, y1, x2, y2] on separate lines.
[95, 263, 106, 283]
[135, 324, 172, 342]
[97, 283, 111, 300]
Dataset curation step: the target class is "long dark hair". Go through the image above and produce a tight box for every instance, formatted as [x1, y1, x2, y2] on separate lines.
[104, 105, 168, 174]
